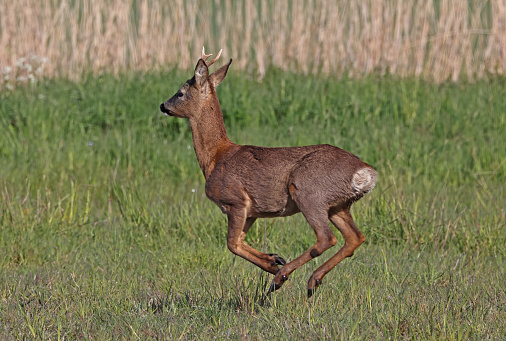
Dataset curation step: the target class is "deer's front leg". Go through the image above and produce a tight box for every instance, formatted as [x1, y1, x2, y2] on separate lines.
[226, 209, 284, 274]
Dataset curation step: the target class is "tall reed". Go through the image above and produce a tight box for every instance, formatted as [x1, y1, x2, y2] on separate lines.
[1, 0, 505, 89]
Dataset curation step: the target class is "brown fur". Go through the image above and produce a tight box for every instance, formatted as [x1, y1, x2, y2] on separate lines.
[160, 52, 377, 297]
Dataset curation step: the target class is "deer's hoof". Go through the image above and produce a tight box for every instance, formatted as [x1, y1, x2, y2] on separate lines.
[268, 253, 287, 266]
[267, 282, 282, 295]
[267, 273, 289, 295]
[307, 276, 322, 298]
[270, 271, 289, 289]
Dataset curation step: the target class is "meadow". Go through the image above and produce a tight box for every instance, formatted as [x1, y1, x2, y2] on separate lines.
[0, 67, 505, 339]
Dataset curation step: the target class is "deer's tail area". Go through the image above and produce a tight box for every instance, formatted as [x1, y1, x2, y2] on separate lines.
[351, 167, 377, 198]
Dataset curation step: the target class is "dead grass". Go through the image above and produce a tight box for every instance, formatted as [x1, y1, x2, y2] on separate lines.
[1, 0, 505, 89]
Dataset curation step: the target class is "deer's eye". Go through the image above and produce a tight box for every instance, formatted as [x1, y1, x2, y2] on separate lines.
[177, 92, 184, 98]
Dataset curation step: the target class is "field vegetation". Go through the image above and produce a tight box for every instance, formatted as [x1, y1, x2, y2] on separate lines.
[1, 69, 505, 339]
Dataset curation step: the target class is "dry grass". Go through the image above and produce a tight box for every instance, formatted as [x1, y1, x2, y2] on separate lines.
[1, 0, 505, 89]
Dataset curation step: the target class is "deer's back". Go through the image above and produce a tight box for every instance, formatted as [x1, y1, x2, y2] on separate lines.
[205, 144, 375, 217]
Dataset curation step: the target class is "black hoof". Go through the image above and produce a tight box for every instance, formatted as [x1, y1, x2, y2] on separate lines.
[307, 278, 321, 298]
[267, 282, 282, 295]
[268, 253, 287, 266]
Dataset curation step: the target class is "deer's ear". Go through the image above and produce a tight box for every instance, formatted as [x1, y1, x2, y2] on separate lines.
[194, 59, 209, 86]
[209, 59, 232, 88]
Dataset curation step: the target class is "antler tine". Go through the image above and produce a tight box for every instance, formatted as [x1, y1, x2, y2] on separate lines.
[201, 46, 212, 61]
[208, 49, 223, 66]
[201, 46, 223, 67]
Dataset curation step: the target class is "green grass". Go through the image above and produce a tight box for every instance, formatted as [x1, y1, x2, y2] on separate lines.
[0, 69, 505, 339]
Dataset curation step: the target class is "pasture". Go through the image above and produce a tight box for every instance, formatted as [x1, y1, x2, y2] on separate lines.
[0, 69, 505, 339]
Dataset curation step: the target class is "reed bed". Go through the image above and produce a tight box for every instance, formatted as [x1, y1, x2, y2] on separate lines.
[1, 0, 505, 89]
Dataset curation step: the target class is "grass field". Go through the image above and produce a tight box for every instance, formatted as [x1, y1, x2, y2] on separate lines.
[0, 68, 505, 339]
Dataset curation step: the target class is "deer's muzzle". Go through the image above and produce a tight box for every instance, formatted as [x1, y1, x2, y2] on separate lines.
[160, 103, 173, 116]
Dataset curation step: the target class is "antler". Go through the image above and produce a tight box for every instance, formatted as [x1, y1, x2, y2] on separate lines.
[201, 46, 223, 67]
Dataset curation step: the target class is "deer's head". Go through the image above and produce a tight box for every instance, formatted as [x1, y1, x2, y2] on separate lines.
[160, 47, 232, 119]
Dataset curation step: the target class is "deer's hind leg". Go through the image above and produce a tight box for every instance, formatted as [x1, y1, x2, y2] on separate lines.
[226, 208, 286, 275]
[307, 207, 365, 297]
[269, 204, 338, 293]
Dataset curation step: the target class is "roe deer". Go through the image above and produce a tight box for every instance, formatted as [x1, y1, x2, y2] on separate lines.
[160, 48, 377, 297]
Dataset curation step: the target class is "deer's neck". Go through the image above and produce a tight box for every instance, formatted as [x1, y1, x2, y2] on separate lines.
[189, 100, 235, 179]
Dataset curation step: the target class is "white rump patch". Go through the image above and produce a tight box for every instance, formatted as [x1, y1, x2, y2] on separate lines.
[351, 167, 377, 195]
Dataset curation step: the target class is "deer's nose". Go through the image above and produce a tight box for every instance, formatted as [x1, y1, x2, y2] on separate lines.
[160, 103, 170, 115]
[160, 103, 173, 116]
